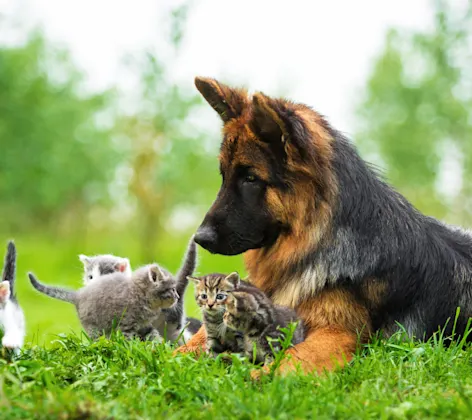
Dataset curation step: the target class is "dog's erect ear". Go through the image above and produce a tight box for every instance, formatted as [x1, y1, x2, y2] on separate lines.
[195, 77, 248, 122]
[250, 92, 309, 156]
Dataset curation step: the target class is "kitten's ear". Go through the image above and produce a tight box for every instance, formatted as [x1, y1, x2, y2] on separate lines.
[79, 255, 91, 266]
[116, 259, 129, 273]
[224, 272, 240, 289]
[148, 265, 166, 283]
[187, 276, 200, 285]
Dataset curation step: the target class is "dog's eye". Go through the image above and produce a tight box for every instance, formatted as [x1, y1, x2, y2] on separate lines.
[244, 174, 257, 183]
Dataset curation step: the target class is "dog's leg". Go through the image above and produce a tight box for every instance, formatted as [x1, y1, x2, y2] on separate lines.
[252, 288, 371, 378]
[251, 326, 358, 379]
[283, 326, 358, 373]
[173, 325, 206, 355]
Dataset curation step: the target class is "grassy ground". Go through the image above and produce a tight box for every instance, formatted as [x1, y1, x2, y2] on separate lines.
[1, 331, 472, 419]
[4, 234, 472, 418]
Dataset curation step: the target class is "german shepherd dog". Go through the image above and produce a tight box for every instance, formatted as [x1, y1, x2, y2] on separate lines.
[176, 77, 472, 374]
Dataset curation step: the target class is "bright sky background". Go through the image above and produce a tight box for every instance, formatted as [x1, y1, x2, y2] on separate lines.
[2, 0, 436, 135]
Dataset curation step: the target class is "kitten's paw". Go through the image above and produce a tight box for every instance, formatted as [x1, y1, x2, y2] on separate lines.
[215, 352, 234, 364]
[2, 334, 23, 350]
[147, 330, 162, 343]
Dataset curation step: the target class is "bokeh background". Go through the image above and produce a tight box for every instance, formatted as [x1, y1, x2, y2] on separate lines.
[0, 0, 471, 345]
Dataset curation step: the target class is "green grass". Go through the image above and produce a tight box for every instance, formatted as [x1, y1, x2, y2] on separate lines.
[1, 332, 472, 419]
[4, 234, 472, 418]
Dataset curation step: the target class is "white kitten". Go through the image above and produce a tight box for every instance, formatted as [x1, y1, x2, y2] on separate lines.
[79, 254, 131, 284]
[0, 242, 25, 351]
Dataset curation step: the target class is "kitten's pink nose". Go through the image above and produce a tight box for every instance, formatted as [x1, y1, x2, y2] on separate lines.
[208, 303, 214, 309]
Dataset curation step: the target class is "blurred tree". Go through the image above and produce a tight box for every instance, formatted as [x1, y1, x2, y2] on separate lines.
[355, 0, 472, 225]
[0, 32, 121, 233]
[116, 3, 220, 261]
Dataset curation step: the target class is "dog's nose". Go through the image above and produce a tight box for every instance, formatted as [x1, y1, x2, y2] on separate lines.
[194, 225, 218, 250]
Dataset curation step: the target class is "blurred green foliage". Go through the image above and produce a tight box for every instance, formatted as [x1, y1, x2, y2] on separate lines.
[0, 5, 244, 344]
[355, 0, 472, 225]
[0, 33, 120, 233]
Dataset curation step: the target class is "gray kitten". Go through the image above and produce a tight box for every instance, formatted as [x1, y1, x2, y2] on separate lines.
[28, 264, 178, 340]
[79, 254, 131, 285]
[223, 276, 305, 365]
[78, 238, 201, 342]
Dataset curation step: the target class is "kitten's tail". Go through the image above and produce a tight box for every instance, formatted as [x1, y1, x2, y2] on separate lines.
[2, 241, 17, 303]
[175, 235, 197, 297]
[28, 273, 77, 304]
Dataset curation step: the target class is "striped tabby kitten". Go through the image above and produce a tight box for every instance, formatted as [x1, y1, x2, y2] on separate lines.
[223, 283, 305, 365]
[189, 272, 256, 355]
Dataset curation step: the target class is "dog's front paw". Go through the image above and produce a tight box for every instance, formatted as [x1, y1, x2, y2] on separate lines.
[173, 344, 205, 356]
[250, 364, 271, 381]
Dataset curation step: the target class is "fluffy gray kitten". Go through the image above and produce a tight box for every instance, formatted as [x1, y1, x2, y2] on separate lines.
[78, 238, 201, 342]
[79, 254, 131, 285]
[29, 264, 178, 340]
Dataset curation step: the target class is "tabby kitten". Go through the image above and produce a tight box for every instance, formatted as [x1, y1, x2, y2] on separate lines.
[189, 272, 257, 355]
[223, 281, 305, 365]
[29, 264, 178, 341]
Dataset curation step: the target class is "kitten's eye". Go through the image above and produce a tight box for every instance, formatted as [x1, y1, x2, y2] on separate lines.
[88, 275, 93, 280]
[200, 293, 208, 300]
[216, 293, 226, 301]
